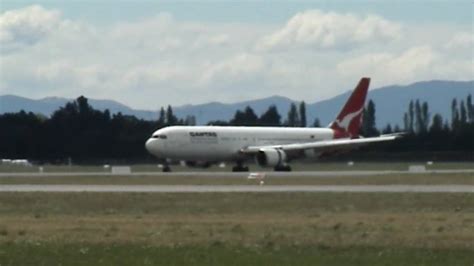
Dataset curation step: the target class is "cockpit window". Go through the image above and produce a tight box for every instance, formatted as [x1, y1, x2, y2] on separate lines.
[152, 134, 167, 139]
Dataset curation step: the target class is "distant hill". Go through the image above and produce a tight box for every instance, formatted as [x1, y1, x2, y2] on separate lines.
[173, 80, 473, 127]
[0, 95, 157, 120]
[306, 80, 473, 128]
[1, 80, 472, 128]
[173, 95, 295, 124]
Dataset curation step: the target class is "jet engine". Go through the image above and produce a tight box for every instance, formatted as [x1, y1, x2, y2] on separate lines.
[255, 148, 287, 167]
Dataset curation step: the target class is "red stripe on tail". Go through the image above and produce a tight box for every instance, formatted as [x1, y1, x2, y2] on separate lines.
[329, 77, 370, 139]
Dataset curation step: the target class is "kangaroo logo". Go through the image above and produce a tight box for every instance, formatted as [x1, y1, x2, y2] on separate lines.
[333, 107, 364, 133]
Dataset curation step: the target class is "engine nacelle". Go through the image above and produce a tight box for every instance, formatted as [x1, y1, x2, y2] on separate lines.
[255, 148, 287, 167]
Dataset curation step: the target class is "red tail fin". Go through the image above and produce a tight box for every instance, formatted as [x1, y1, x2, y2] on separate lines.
[329, 77, 370, 138]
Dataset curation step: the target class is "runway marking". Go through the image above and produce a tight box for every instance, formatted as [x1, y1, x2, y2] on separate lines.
[0, 185, 472, 193]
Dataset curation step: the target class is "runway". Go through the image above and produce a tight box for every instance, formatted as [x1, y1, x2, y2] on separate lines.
[0, 184, 472, 193]
[1, 169, 474, 178]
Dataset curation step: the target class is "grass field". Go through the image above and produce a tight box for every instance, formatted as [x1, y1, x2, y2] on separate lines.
[0, 192, 473, 265]
[1, 162, 472, 265]
[1, 244, 472, 266]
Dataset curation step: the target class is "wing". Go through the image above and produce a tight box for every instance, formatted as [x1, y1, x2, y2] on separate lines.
[240, 133, 402, 154]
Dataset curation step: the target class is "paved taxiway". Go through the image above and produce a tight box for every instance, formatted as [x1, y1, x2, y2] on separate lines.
[0, 184, 472, 193]
[1, 169, 473, 178]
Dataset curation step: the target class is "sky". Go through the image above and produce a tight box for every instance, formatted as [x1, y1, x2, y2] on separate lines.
[0, 1, 473, 110]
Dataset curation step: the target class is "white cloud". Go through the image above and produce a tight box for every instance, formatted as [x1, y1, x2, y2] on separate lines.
[200, 53, 265, 85]
[445, 31, 474, 50]
[337, 45, 472, 88]
[0, 5, 62, 52]
[0, 6, 472, 109]
[257, 10, 401, 51]
[337, 46, 436, 84]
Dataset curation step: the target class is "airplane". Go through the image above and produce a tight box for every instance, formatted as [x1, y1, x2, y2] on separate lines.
[145, 77, 402, 172]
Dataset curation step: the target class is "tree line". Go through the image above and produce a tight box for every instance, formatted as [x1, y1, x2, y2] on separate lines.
[386, 95, 474, 155]
[207, 102, 316, 127]
[0, 94, 472, 163]
[0, 97, 199, 163]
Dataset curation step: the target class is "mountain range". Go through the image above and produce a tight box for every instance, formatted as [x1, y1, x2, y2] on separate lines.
[1, 80, 472, 128]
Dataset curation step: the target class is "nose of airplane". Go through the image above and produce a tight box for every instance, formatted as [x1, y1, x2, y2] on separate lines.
[145, 138, 156, 154]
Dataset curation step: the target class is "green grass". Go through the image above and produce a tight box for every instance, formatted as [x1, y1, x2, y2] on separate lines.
[0, 192, 473, 265]
[0, 193, 473, 248]
[1, 161, 473, 173]
[0, 243, 472, 266]
[1, 192, 473, 215]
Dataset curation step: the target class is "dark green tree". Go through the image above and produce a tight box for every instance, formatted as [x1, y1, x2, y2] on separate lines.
[230, 110, 246, 126]
[403, 113, 409, 131]
[312, 118, 321, 127]
[285, 103, 300, 127]
[166, 105, 178, 125]
[467, 94, 473, 123]
[451, 98, 459, 130]
[460, 100, 467, 125]
[408, 100, 414, 132]
[393, 124, 401, 132]
[243, 106, 258, 126]
[259, 105, 281, 126]
[430, 113, 444, 133]
[421, 101, 429, 134]
[77, 96, 92, 115]
[299, 101, 306, 127]
[382, 124, 393, 134]
[158, 107, 166, 126]
[230, 106, 258, 126]
[415, 100, 422, 133]
[361, 100, 378, 137]
[0, 111, 44, 159]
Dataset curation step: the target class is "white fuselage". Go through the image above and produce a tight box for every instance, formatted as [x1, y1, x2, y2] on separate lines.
[145, 126, 334, 162]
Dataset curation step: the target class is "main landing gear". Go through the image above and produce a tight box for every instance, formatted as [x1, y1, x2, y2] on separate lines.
[232, 161, 249, 172]
[274, 165, 292, 172]
[162, 164, 171, 172]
